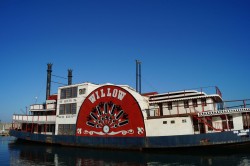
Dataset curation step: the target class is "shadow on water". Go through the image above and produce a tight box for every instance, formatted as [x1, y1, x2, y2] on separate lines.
[7, 139, 250, 166]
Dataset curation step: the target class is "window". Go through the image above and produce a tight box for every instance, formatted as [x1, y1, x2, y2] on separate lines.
[60, 89, 66, 99]
[65, 104, 71, 114]
[182, 119, 187, 123]
[79, 88, 86, 95]
[60, 87, 78, 99]
[59, 105, 65, 114]
[184, 100, 189, 108]
[46, 124, 55, 133]
[163, 121, 167, 124]
[72, 87, 77, 97]
[168, 102, 172, 110]
[66, 88, 72, 98]
[193, 117, 199, 131]
[64, 124, 70, 135]
[59, 103, 77, 115]
[221, 115, 233, 130]
[72, 103, 77, 114]
[228, 115, 234, 129]
[192, 99, 198, 107]
[171, 120, 175, 124]
[201, 98, 207, 106]
[207, 118, 213, 131]
[58, 124, 76, 135]
[242, 113, 250, 129]
[58, 124, 64, 135]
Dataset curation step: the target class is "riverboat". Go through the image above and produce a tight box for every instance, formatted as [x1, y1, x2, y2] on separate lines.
[10, 64, 250, 150]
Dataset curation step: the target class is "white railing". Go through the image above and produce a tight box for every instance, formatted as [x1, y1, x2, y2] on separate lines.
[30, 104, 56, 111]
[46, 103, 56, 110]
[12, 115, 56, 124]
[30, 104, 44, 110]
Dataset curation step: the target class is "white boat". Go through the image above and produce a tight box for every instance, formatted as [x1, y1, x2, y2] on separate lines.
[10, 64, 250, 149]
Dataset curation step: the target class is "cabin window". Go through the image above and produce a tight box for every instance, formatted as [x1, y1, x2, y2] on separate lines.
[192, 99, 198, 107]
[58, 124, 63, 135]
[46, 124, 55, 133]
[242, 113, 250, 129]
[167, 102, 172, 110]
[66, 88, 72, 98]
[158, 103, 163, 116]
[65, 104, 71, 114]
[58, 124, 76, 135]
[60, 87, 78, 99]
[60, 89, 66, 99]
[221, 115, 234, 130]
[71, 103, 77, 114]
[63, 124, 70, 135]
[171, 120, 175, 124]
[184, 100, 189, 108]
[59, 105, 65, 114]
[201, 98, 207, 106]
[79, 88, 86, 95]
[193, 117, 199, 131]
[182, 119, 187, 123]
[207, 118, 213, 131]
[163, 121, 167, 124]
[221, 116, 227, 129]
[59, 103, 77, 115]
[228, 115, 234, 129]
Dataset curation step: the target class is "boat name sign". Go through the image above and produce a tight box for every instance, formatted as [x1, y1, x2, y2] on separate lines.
[88, 88, 127, 104]
[76, 85, 146, 137]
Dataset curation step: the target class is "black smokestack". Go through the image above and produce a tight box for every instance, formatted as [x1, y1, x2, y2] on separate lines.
[68, 69, 72, 85]
[139, 61, 141, 93]
[46, 63, 52, 100]
[136, 60, 141, 93]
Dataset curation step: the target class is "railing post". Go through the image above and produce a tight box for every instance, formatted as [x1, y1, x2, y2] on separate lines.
[45, 115, 47, 135]
[31, 116, 34, 133]
[38, 115, 39, 133]
[177, 101, 179, 115]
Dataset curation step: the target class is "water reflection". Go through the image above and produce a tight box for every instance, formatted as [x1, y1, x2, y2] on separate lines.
[8, 140, 250, 166]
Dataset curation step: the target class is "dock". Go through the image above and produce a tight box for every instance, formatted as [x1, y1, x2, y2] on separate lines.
[0, 132, 9, 136]
[0, 123, 11, 136]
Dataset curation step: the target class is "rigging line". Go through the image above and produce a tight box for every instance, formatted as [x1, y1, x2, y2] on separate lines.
[51, 81, 67, 86]
[52, 74, 67, 79]
[141, 75, 158, 92]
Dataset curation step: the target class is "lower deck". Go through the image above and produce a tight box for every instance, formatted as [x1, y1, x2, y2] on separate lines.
[9, 129, 250, 149]
[12, 111, 250, 138]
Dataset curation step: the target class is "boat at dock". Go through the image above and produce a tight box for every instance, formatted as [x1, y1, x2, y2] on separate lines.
[9, 63, 250, 150]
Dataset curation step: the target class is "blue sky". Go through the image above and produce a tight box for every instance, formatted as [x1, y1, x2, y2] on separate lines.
[0, 0, 250, 122]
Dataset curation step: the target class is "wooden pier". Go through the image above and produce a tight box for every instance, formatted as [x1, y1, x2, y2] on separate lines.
[0, 132, 9, 136]
[0, 123, 11, 136]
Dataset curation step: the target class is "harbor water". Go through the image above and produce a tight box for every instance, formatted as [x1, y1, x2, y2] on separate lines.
[1, 136, 250, 166]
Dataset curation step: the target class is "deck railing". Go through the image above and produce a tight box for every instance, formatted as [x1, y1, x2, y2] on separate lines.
[149, 86, 223, 100]
[147, 98, 250, 118]
[30, 103, 56, 111]
[12, 114, 56, 124]
[221, 99, 250, 110]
